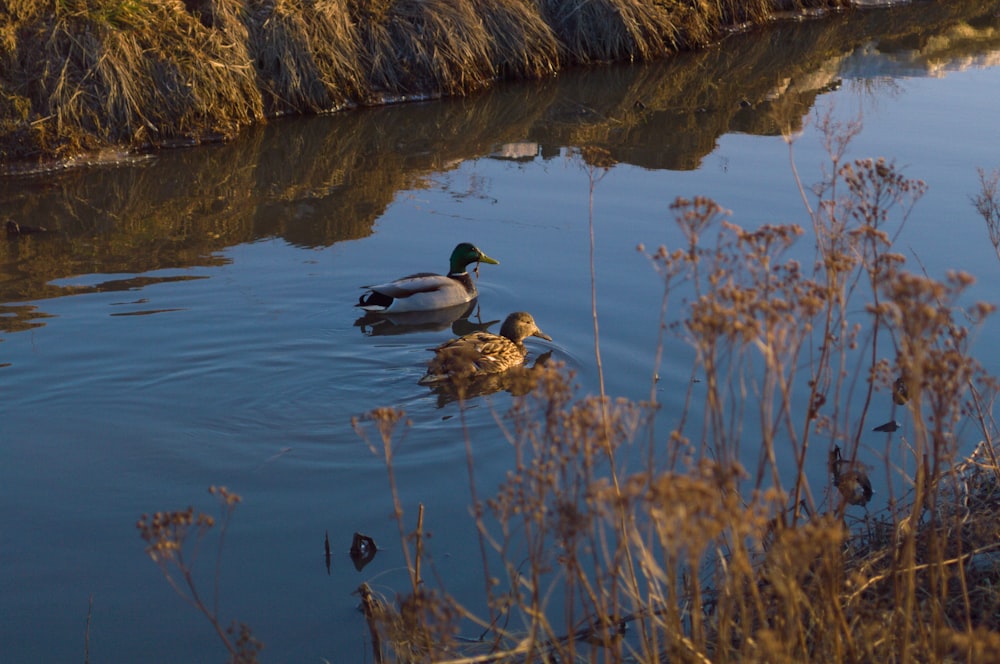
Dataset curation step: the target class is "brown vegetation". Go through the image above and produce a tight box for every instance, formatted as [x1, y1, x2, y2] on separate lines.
[0, 0, 847, 168]
[343, 122, 1000, 662]
[137, 486, 263, 663]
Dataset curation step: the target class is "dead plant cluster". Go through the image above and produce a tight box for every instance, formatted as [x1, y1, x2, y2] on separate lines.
[0, 0, 842, 165]
[137, 486, 263, 664]
[346, 123, 1000, 663]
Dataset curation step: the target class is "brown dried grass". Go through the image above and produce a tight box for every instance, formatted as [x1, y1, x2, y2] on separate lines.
[1, 0, 262, 159]
[1, 0, 849, 165]
[476, 0, 559, 79]
[354, 0, 496, 98]
[246, 0, 364, 114]
[539, 0, 676, 64]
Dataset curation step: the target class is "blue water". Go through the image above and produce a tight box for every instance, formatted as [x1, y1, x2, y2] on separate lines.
[2, 12, 1000, 662]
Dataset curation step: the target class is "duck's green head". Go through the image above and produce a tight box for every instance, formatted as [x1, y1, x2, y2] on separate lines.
[450, 242, 500, 273]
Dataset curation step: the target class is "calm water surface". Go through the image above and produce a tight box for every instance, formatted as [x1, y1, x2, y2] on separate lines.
[3, 6, 1000, 662]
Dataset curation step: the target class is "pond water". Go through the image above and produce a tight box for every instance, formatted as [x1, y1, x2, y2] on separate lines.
[3, 4, 1000, 662]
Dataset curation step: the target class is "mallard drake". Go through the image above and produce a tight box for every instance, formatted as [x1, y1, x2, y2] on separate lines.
[829, 446, 873, 507]
[418, 311, 551, 385]
[357, 242, 499, 313]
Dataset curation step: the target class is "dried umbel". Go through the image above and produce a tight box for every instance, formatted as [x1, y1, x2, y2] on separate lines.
[137, 487, 259, 663]
[137, 506, 215, 562]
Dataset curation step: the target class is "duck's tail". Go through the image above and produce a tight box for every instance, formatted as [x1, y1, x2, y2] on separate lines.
[357, 289, 392, 311]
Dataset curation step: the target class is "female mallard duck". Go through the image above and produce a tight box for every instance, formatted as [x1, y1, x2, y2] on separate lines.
[418, 312, 551, 385]
[357, 242, 499, 313]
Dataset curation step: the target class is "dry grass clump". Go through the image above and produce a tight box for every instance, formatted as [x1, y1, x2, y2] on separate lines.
[538, 0, 677, 64]
[476, 0, 559, 79]
[246, 0, 364, 114]
[838, 438, 1000, 660]
[1, 0, 262, 160]
[353, 0, 495, 99]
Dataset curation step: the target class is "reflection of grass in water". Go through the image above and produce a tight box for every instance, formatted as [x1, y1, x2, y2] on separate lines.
[0, 84, 554, 304]
[0, 303, 55, 334]
[343, 122, 1000, 662]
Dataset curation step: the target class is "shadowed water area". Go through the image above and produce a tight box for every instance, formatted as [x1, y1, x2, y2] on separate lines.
[2, 4, 1000, 661]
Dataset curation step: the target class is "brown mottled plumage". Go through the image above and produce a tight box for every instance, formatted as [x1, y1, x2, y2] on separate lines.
[418, 312, 551, 385]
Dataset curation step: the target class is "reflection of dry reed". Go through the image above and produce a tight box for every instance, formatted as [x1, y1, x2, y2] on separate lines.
[0, 82, 554, 306]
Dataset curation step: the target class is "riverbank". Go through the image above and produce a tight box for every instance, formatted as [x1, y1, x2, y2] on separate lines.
[0, 0, 850, 172]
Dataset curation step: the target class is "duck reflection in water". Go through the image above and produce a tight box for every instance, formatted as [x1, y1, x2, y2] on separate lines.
[355, 300, 499, 337]
[426, 350, 554, 407]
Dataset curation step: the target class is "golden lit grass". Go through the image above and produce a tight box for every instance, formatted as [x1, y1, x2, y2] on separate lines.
[1, 0, 263, 160]
[0, 0, 853, 166]
[356, 0, 495, 97]
[247, 0, 364, 114]
[476, 0, 559, 79]
[539, 0, 676, 64]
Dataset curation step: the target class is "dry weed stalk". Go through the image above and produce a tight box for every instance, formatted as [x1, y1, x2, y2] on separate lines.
[352, 408, 465, 662]
[974, 167, 1000, 263]
[136, 486, 262, 664]
[129, 120, 1000, 662]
